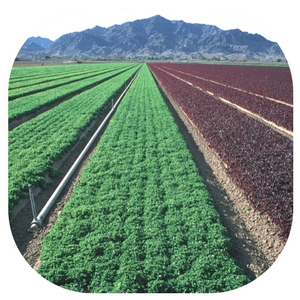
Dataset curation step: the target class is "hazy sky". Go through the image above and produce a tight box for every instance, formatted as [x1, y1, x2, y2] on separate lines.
[9, 0, 286, 41]
[3, 0, 297, 43]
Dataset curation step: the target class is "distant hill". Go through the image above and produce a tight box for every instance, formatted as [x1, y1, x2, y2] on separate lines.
[26, 36, 54, 48]
[17, 15, 285, 60]
[19, 36, 53, 54]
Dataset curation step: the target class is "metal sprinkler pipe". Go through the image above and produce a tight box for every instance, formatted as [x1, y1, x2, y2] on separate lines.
[29, 69, 140, 232]
[27, 184, 40, 232]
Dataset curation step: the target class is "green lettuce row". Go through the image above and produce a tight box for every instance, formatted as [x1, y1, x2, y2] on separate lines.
[9, 63, 135, 99]
[38, 64, 250, 293]
[8, 63, 138, 120]
[8, 65, 141, 211]
[9, 63, 111, 86]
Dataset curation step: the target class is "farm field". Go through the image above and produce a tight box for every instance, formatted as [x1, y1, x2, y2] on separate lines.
[150, 63, 293, 132]
[37, 64, 250, 292]
[9, 63, 137, 121]
[157, 63, 293, 104]
[148, 63, 293, 241]
[9, 65, 122, 100]
[8, 61, 292, 293]
[9, 63, 141, 212]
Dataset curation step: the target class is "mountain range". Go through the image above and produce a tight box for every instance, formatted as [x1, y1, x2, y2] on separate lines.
[17, 15, 285, 60]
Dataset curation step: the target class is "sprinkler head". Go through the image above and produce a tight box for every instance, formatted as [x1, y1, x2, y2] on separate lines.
[28, 223, 40, 233]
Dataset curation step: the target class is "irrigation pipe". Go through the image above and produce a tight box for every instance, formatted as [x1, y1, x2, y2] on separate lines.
[29, 69, 140, 232]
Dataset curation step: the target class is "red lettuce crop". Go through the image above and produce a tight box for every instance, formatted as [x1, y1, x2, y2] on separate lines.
[149, 63, 293, 241]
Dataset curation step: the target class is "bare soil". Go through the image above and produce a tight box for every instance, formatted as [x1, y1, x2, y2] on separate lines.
[9, 72, 286, 282]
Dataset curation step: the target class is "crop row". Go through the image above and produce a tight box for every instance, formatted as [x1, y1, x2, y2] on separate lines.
[8, 64, 141, 212]
[8, 64, 123, 100]
[9, 63, 104, 86]
[153, 64, 293, 132]
[8, 63, 138, 121]
[38, 64, 249, 292]
[157, 63, 293, 104]
[148, 64, 293, 241]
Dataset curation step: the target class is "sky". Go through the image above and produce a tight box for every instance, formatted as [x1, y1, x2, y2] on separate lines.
[4, 0, 285, 41]
[0, 1, 299, 299]
[4, 0, 292, 40]
[1, 0, 298, 45]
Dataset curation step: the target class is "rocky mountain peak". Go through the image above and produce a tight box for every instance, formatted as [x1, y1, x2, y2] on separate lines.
[17, 15, 285, 60]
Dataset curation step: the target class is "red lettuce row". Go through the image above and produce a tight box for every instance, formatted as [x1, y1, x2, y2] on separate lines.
[157, 65, 293, 132]
[156, 63, 293, 104]
[149, 64, 293, 241]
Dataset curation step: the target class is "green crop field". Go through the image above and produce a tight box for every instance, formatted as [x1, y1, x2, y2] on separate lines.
[8, 63, 141, 212]
[8, 63, 138, 120]
[37, 64, 250, 292]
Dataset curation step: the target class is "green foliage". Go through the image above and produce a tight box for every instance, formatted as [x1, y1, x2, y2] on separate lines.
[37, 64, 250, 292]
[8, 64, 141, 211]
[9, 63, 138, 120]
